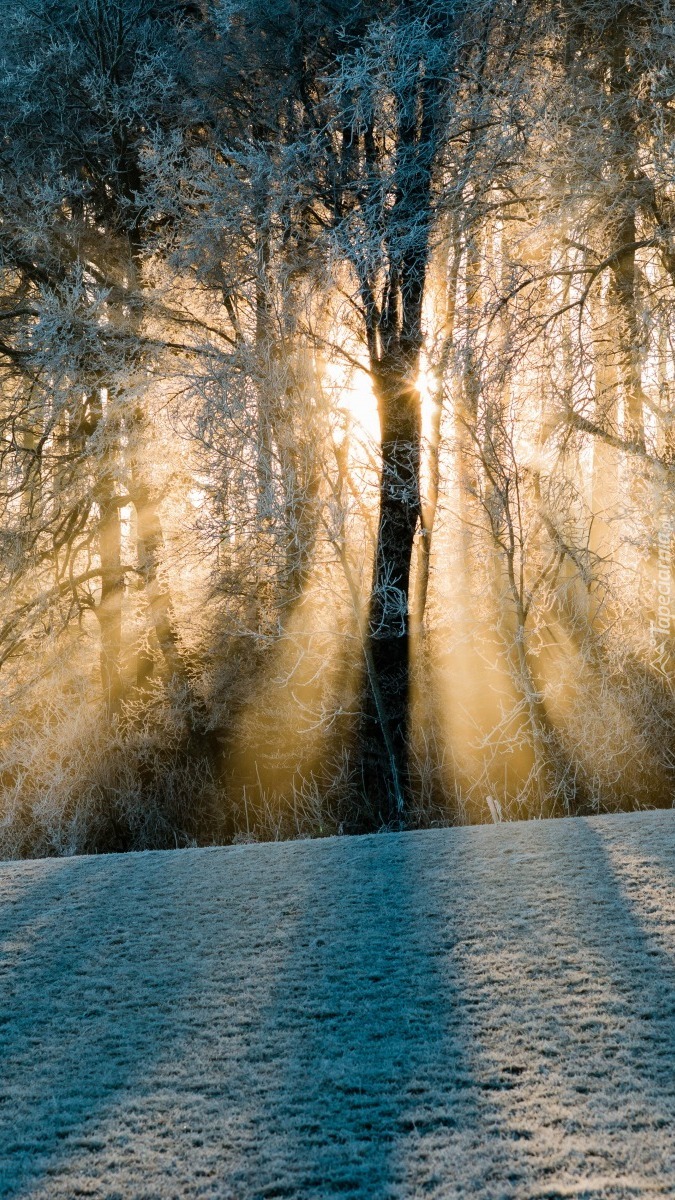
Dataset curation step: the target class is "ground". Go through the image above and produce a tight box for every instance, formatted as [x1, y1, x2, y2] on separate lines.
[1, 810, 674, 1199]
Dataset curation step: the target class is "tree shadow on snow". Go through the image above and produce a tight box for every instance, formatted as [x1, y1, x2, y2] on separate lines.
[567, 819, 675, 1105]
[242, 818, 675, 1200]
[2, 816, 673, 1200]
[439, 816, 675, 1197]
[0, 852, 205, 1196]
[247, 829, 527, 1200]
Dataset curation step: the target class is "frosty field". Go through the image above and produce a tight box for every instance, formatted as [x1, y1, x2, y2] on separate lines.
[1, 810, 674, 1199]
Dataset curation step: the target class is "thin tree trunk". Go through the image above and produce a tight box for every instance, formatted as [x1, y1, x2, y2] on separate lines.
[72, 384, 125, 719]
[589, 281, 621, 576]
[117, 232, 188, 690]
[98, 498, 124, 716]
[132, 471, 186, 686]
[92, 390, 125, 718]
[608, 13, 645, 448]
[414, 223, 461, 630]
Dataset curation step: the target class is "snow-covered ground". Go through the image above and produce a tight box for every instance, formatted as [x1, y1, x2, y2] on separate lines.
[1, 811, 674, 1199]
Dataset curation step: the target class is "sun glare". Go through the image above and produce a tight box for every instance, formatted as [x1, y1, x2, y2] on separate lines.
[333, 360, 438, 449]
[341, 367, 380, 446]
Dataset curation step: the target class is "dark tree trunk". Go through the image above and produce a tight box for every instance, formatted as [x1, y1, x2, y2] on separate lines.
[358, 360, 422, 829]
[606, 8, 645, 447]
[353, 81, 438, 827]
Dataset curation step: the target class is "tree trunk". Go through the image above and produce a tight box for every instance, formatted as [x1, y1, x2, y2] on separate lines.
[414, 224, 460, 631]
[345, 58, 440, 829]
[607, 12, 645, 448]
[132, 473, 186, 686]
[589, 286, 621, 575]
[86, 388, 125, 718]
[360, 361, 422, 828]
[97, 489, 125, 718]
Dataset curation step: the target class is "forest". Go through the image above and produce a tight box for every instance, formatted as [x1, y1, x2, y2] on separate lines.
[1, 0, 674, 855]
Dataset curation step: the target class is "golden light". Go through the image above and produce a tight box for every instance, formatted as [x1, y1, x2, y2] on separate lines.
[331, 357, 439, 453]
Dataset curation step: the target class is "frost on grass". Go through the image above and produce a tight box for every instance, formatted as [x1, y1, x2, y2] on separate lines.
[0, 810, 674, 1199]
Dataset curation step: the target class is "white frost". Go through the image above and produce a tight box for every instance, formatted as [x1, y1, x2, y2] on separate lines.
[1, 810, 674, 1198]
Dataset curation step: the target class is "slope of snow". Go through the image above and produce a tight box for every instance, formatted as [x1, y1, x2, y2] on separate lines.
[1, 810, 674, 1199]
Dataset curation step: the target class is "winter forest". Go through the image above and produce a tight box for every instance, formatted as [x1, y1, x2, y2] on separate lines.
[2, 0, 675, 855]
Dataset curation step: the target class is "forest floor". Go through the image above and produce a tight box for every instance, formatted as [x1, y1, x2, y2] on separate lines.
[1, 811, 674, 1199]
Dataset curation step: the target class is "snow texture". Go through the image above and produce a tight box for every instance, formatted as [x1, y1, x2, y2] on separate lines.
[1, 810, 675, 1199]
